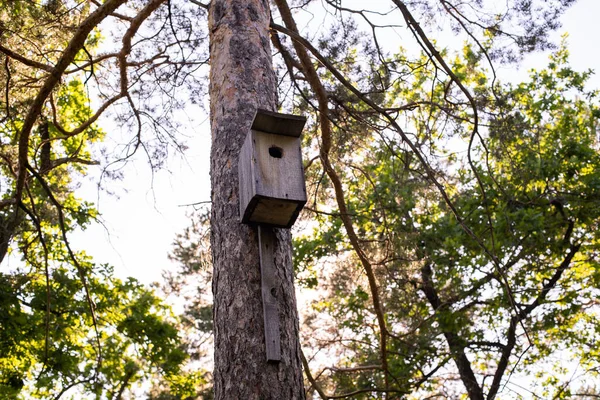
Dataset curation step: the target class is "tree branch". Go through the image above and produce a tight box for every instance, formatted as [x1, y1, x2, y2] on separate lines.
[420, 262, 484, 400]
[0, 44, 54, 72]
[273, 0, 391, 389]
[16, 0, 129, 206]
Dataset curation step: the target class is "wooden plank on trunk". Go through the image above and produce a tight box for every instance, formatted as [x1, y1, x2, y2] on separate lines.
[258, 225, 281, 362]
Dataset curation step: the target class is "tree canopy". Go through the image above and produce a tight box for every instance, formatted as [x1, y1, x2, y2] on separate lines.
[0, 0, 206, 397]
[1, 0, 599, 398]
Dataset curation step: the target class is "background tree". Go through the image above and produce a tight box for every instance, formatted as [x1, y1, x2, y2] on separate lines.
[293, 42, 600, 398]
[157, 207, 214, 399]
[0, 0, 207, 397]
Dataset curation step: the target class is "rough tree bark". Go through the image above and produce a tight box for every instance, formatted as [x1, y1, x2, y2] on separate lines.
[208, 0, 305, 398]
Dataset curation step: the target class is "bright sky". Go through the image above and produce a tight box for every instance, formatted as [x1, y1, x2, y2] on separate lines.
[73, 0, 600, 287]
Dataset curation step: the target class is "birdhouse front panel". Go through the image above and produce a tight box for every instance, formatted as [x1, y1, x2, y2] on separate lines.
[238, 109, 307, 228]
[254, 131, 305, 200]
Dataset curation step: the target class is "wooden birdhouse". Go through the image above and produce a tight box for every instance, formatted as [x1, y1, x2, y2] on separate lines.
[238, 109, 307, 228]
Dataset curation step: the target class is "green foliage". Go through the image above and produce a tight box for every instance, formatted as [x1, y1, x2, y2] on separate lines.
[0, 2, 194, 398]
[295, 39, 600, 397]
[0, 263, 190, 399]
[156, 207, 214, 397]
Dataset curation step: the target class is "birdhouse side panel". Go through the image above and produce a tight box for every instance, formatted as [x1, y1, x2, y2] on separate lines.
[238, 131, 257, 222]
[253, 131, 306, 203]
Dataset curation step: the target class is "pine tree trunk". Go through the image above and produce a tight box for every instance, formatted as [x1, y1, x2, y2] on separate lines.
[208, 0, 305, 398]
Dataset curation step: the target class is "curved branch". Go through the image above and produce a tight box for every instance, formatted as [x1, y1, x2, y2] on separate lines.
[51, 94, 125, 138]
[16, 0, 129, 202]
[270, 21, 497, 267]
[0, 44, 54, 72]
[273, 0, 391, 389]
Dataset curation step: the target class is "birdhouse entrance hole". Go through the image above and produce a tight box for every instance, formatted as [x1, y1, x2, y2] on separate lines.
[269, 146, 283, 158]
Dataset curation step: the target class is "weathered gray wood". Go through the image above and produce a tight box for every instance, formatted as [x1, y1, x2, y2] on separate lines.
[252, 108, 306, 137]
[258, 225, 281, 362]
[254, 130, 306, 203]
[238, 127, 307, 228]
[250, 197, 302, 227]
[238, 130, 256, 224]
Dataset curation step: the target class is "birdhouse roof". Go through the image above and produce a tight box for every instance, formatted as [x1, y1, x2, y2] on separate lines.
[252, 109, 307, 137]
